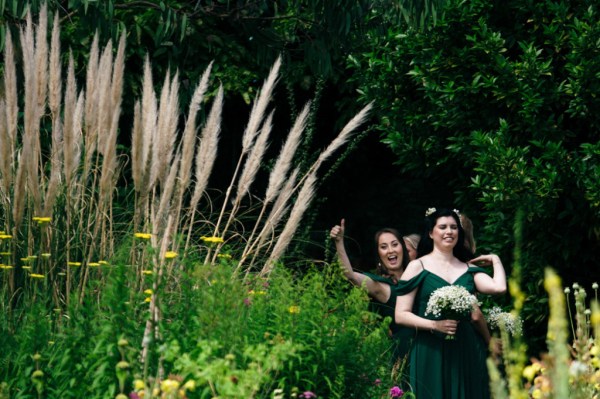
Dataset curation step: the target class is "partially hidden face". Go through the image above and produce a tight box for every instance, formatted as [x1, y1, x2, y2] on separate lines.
[404, 239, 417, 261]
[377, 232, 404, 271]
[429, 216, 459, 249]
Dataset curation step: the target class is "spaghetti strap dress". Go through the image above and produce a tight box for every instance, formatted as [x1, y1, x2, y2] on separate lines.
[406, 265, 490, 399]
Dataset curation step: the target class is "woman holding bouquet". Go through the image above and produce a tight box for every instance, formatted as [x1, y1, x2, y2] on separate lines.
[394, 208, 506, 399]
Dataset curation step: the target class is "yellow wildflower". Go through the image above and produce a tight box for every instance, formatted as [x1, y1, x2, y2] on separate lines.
[164, 251, 178, 259]
[33, 216, 52, 224]
[22, 266, 32, 270]
[88, 262, 100, 267]
[27, 255, 37, 260]
[21, 258, 30, 263]
[200, 236, 224, 244]
[67, 262, 81, 267]
[134, 232, 152, 240]
[183, 380, 196, 391]
[41, 253, 51, 259]
[134, 379, 145, 391]
[0, 234, 13, 239]
[98, 260, 109, 265]
[144, 297, 152, 303]
[160, 379, 180, 394]
[288, 305, 300, 314]
[142, 270, 153, 275]
[144, 289, 153, 295]
[115, 394, 128, 399]
[0, 265, 14, 269]
[217, 253, 232, 259]
[523, 364, 540, 381]
[31, 370, 44, 379]
[531, 388, 542, 399]
[0, 252, 11, 256]
[29, 273, 45, 279]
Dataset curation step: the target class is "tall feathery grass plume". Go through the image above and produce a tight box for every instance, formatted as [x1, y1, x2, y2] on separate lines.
[260, 170, 317, 276]
[19, 8, 44, 218]
[185, 84, 223, 253]
[132, 56, 158, 231]
[174, 62, 214, 223]
[150, 70, 179, 189]
[239, 103, 310, 265]
[214, 110, 274, 258]
[83, 32, 100, 173]
[3, 29, 18, 175]
[63, 54, 84, 188]
[241, 167, 299, 273]
[212, 57, 282, 239]
[0, 29, 17, 211]
[247, 103, 372, 273]
[304, 101, 373, 182]
[43, 12, 63, 216]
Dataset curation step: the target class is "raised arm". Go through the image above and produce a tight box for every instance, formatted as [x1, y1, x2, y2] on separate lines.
[330, 219, 389, 303]
[470, 254, 507, 295]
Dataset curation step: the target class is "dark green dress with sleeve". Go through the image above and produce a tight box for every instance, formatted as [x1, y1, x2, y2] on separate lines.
[404, 265, 490, 399]
[363, 272, 423, 366]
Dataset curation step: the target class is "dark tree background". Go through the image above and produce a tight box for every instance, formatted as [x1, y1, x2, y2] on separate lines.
[2, 0, 600, 356]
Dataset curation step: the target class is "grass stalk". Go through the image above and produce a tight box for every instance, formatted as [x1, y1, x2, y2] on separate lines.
[185, 85, 223, 254]
[211, 57, 281, 242]
[260, 170, 316, 276]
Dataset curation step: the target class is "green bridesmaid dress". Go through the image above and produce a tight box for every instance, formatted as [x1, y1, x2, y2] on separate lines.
[406, 266, 490, 399]
[363, 273, 423, 369]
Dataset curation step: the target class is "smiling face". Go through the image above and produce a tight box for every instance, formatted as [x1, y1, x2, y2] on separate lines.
[377, 232, 404, 271]
[429, 216, 459, 250]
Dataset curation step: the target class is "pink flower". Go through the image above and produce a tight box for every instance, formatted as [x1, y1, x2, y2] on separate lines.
[300, 391, 317, 398]
[374, 378, 382, 386]
[390, 386, 404, 398]
[243, 298, 251, 306]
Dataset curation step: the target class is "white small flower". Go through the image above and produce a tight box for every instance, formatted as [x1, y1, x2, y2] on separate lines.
[425, 285, 478, 319]
[425, 207, 437, 217]
[593, 282, 599, 290]
[564, 288, 571, 294]
[485, 306, 523, 336]
[569, 360, 589, 377]
[573, 283, 580, 290]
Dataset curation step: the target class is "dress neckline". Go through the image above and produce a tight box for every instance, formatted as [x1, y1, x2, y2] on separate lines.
[423, 269, 469, 285]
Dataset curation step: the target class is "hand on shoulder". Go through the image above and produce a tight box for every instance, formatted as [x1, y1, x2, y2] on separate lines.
[470, 254, 499, 267]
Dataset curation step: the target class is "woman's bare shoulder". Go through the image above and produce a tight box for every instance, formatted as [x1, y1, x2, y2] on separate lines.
[401, 259, 425, 280]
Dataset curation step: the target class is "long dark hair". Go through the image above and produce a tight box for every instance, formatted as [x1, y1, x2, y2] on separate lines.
[373, 227, 410, 276]
[416, 208, 474, 262]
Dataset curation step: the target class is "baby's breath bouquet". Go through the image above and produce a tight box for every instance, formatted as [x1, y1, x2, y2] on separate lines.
[425, 285, 478, 340]
[485, 306, 523, 336]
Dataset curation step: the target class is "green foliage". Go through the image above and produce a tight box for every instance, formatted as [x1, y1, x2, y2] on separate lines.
[1, 260, 400, 398]
[349, 0, 600, 354]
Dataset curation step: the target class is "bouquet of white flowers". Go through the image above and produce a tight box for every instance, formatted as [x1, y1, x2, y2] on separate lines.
[425, 285, 478, 340]
[485, 306, 523, 336]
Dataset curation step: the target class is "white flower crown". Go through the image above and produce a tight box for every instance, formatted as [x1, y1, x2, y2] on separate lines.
[424, 208, 462, 224]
